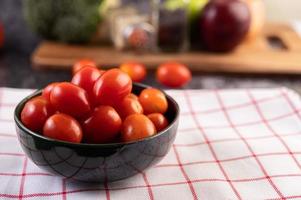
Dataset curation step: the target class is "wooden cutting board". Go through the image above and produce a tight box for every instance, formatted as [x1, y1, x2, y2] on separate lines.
[32, 23, 301, 74]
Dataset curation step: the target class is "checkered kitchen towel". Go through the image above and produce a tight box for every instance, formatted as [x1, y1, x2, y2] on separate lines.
[1, 87, 301, 200]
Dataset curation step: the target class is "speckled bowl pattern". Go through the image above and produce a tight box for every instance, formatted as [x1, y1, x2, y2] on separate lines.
[14, 83, 179, 183]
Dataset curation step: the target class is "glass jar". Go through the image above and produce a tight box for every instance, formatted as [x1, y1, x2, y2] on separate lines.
[157, 0, 189, 52]
[108, 0, 157, 52]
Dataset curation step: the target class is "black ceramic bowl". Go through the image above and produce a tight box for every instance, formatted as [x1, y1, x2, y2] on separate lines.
[14, 83, 179, 183]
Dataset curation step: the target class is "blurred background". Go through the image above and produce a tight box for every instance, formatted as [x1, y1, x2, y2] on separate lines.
[264, 0, 301, 22]
[0, 0, 301, 90]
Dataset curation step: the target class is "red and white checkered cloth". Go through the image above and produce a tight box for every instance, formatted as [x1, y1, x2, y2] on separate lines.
[2, 87, 301, 200]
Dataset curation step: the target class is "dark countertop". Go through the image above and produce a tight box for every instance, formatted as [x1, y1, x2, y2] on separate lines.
[1, 0, 301, 90]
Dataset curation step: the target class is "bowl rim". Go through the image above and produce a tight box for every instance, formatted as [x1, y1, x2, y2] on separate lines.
[14, 83, 180, 148]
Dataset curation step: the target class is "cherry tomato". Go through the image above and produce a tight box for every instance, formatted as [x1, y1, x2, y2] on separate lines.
[50, 82, 91, 118]
[147, 113, 169, 132]
[93, 69, 132, 106]
[139, 88, 168, 114]
[83, 106, 122, 144]
[21, 96, 54, 133]
[42, 82, 59, 102]
[0, 23, 4, 48]
[157, 61, 191, 88]
[43, 113, 82, 143]
[120, 61, 146, 82]
[127, 93, 138, 100]
[116, 96, 143, 119]
[121, 114, 156, 142]
[71, 66, 103, 105]
[72, 59, 97, 75]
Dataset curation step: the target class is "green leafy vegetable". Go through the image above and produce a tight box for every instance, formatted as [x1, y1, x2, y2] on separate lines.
[24, 0, 102, 43]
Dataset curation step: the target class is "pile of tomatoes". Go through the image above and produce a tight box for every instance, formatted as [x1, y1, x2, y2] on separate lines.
[21, 63, 170, 144]
[73, 59, 192, 88]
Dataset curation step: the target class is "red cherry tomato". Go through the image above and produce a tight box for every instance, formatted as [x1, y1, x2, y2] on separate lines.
[71, 66, 103, 105]
[43, 113, 83, 143]
[157, 61, 191, 88]
[42, 82, 59, 102]
[127, 93, 139, 100]
[93, 69, 132, 106]
[21, 96, 54, 133]
[120, 61, 147, 82]
[72, 59, 97, 75]
[147, 113, 169, 132]
[0, 23, 4, 48]
[139, 88, 168, 114]
[50, 82, 91, 118]
[83, 106, 122, 144]
[121, 114, 156, 142]
[116, 96, 143, 119]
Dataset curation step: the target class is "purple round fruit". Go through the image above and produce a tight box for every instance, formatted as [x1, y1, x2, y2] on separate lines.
[200, 0, 251, 52]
